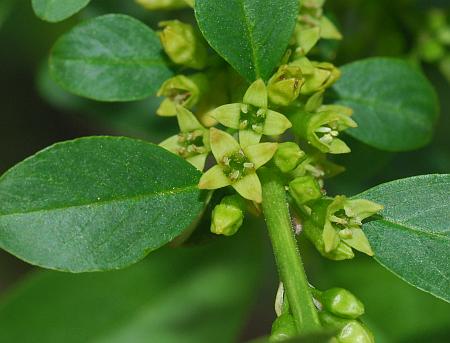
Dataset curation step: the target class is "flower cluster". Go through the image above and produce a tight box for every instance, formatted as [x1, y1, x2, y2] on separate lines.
[138, 0, 384, 341]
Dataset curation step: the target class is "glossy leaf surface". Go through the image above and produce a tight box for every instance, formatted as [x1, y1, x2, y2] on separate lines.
[331, 58, 439, 151]
[50, 14, 172, 101]
[0, 136, 204, 272]
[358, 174, 450, 302]
[32, 0, 90, 22]
[195, 0, 298, 81]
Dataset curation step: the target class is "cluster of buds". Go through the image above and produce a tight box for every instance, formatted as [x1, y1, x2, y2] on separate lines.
[292, 0, 342, 57]
[313, 287, 374, 343]
[302, 196, 383, 260]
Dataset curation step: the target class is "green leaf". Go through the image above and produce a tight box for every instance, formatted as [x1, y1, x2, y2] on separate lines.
[357, 174, 450, 302]
[195, 0, 298, 82]
[49, 14, 172, 102]
[330, 58, 439, 151]
[32, 0, 90, 22]
[0, 227, 263, 342]
[0, 136, 205, 272]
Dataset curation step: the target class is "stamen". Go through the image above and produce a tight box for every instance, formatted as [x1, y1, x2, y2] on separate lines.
[330, 215, 347, 225]
[339, 228, 353, 239]
[315, 126, 332, 133]
[243, 162, 254, 169]
[240, 120, 248, 129]
[319, 134, 333, 144]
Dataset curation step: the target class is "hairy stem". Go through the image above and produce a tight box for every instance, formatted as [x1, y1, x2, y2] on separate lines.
[259, 167, 321, 334]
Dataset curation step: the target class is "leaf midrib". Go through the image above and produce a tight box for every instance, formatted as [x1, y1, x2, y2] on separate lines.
[0, 184, 199, 218]
[238, 0, 260, 79]
[52, 56, 166, 68]
[373, 216, 450, 241]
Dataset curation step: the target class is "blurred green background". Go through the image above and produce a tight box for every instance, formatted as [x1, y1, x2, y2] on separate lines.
[0, 1, 449, 342]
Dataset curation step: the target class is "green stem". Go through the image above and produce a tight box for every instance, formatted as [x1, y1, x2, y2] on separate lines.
[259, 167, 321, 334]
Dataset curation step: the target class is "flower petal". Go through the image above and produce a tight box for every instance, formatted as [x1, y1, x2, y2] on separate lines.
[210, 128, 240, 161]
[159, 135, 179, 153]
[157, 98, 177, 117]
[244, 143, 278, 169]
[323, 221, 340, 253]
[243, 79, 268, 108]
[209, 103, 241, 129]
[176, 106, 204, 132]
[342, 228, 374, 256]
[198, 165, 230, 189]
[239, 129, 262, 148]
[263, 110, 292, 135]
[232, 173, 262, 203]
[328, 138, 351, 154]
[187, 153, 208, 171]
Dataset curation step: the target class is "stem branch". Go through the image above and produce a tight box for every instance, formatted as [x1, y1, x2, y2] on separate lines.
[259, 167, 321, 334]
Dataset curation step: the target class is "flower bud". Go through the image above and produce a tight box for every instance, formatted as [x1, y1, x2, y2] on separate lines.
[136, 0, 190, 10]
[289, 175, 322, 206]
[270, 313, 297, 342]
[301, 62, 340, 95]
[156, 74, 208, 116]
[319, 288, 365, 319]
[210, 195, 246, 236]
[158, 20, 207, 69]
[274, 142, 306, 173]
[268, 65, 305, 106]
[319, 312, 374, 343]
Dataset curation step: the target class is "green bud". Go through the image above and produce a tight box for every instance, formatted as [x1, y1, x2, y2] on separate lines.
[268, 65, 305, 106]
[289, 175, 322, 206]
[136, 0, 190, 10]
[319, 312, 374, 343]
[319, 288, 365, 319]
[158, 20, 207, 69]
[292, 109, 356, 154]
[270, 313, 297, 342]
[274, 142, 306, 173]
[337, 321, 374, 343]
[301, 62, 340, 95]
[210, 195, 245, 236]
[156, 74, 208, 116]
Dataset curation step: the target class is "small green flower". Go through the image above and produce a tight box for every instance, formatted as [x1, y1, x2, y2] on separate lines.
[156, 74, 208, 117]
[209, 79, 292, 148]
[302, 196, 382, 260]
[318, 288, 365, 319]
[158, 20, 207, 69]
[322, 196, 383, 256]
[273, 142, 306, 173]
[210, 195, 246, 236]
[159, 106, 210, 170]
[292, 105, 357, 154]
[136, 0, 190, 10]
[198, 128, 278, 203]
[268, 65, 305, 106]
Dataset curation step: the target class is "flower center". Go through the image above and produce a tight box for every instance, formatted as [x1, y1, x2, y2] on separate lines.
[221, 150, 255, 182]
[177, 130, 206, 157]
[239, 104, 267, 134]
[168, 88, 191, 105]
[315, 122, 339, 145]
